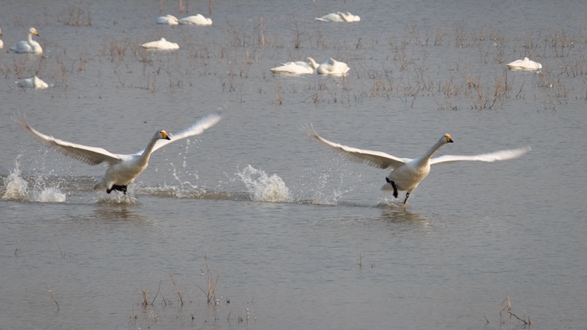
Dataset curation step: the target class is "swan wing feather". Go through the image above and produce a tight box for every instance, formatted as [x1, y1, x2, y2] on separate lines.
[151, 111, 222, 152]
[14, 115, 122, 165]
[430, 146, 531, 165]
[306, 126, 407, 169]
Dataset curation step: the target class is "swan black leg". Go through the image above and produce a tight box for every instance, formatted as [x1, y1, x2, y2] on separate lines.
[403, 192, 410, 204]
[107, 185, 128, 195]
[385, 177, 398, 198]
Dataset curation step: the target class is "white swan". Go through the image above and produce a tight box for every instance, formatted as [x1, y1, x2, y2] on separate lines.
[156, 14, 179, 25]
[307, 127, 531, 204]
[141, 38, 179, 50]
[315, 12, 360, 22]
[339, 12, 361, 22]
[179, 14, 212, 26]
[317, 58, 350, 76]
[16, 76, 49, 89]
[507, 57, 542, 71]
[14, 112, 222, 194]
[11, 27, 42, 54]
[270, 57, 319, 74]
[0, 29, 3, 49]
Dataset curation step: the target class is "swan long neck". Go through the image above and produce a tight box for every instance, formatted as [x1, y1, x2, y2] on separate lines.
[138, 134, 162, 165]
[420, 138, 448, 162]
[307, 57, 319, 69]
[28, 32, 34, 43]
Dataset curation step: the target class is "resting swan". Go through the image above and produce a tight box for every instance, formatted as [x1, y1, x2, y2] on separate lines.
[315, 12, 360, 22]
[307, 127, 531, 204]
[270, 57, 319, 74]
[179, 14, 212, 26]
[16, 76, 49, 89]
[507, 57, 542, 71]
[15, 112, 222, 194]
[141, 38, 179, 50]
[317, 58, 350, 76]
[156, 15, 179, 25]
[11, 27, 42, 54]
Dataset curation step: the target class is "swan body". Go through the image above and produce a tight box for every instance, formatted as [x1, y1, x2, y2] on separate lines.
[270, 57, 319, 74]
[316, 12, 360, 22]
[179, 14, 212, 26]
[507, 57, 542, 71]
[156, 15, 179, 25]
[339, 12, 360, 22]
[15, 112, 222, 194]
[307, 127, 531, 204]
[141, 38, 179, 50]
[16, 76, 49, 89]
[11, 27, 42, 54]
[317, 58, 350, 76]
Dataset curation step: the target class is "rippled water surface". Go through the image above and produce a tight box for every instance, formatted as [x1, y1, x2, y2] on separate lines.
[1, 0, 587, 329]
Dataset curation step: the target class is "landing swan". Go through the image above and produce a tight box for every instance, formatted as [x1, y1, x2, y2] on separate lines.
[15, 112, 222, 194]
[179, 14, 212, 26]
[507, 57, 542, 71]
[317, 58, 350, 76]
[16, 76, 49, 89]
[156, 14, 179, 25]
[307, 127, 531, 204]
[270, 57, 319, 74]
[141, 38, 179, 50]
[11, 27, 42, 54]
[316, 12, 360, 22]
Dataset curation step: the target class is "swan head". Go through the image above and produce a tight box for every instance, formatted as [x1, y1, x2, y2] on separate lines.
[443, 134, 454, 143]
[29, 27, 39, 36]
[159, 130, 171, 140]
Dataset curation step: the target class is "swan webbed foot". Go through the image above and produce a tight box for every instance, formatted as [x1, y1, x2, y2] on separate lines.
[107, 185, 128, 195]
[385, 177, 398, 198]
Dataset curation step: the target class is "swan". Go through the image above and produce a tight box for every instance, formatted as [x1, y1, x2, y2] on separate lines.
[16, 76, 49, 89]
[179, 14, 212, 26]
[507, 57, 542, 71]
[270, 57, 319, 74]
[307, 127, 531, 204]
[315, 12, 360, 22]
[316, 12, 345, 22]
[156, 14, 179, 25]
[11, 27, 42, 54]
[317, 58, 350, 76]
[14, 112, 222, 194]
[0, 29, 3, 49]
[141, 38, 179, 50]
[339, 12, 360, 22]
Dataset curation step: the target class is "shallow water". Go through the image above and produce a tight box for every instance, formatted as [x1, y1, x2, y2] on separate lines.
[1, 0, 587, 329]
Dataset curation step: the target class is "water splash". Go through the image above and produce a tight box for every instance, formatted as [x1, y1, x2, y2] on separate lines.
[34, 187, 67, 203]
[97, 193, 138, 205]
[237, 165, 291, 202]
[2, 156, 67, 203]
[2, 157, 29, 200]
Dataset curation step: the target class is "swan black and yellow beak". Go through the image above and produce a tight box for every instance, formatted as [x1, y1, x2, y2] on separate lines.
[161, 130, 171, 140]
[445, 134, 454, 143]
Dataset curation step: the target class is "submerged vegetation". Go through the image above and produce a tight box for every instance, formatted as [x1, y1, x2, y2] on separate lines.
[131, 257, 253, 328]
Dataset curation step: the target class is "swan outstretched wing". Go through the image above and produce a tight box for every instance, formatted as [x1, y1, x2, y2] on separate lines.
[14, 115, 121, 165]
[430, 146, 531, 165]
[152, 111, 222, 152]
[306, 126, 407, 169]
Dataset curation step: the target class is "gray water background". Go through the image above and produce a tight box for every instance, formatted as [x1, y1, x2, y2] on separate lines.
[1, 0, 587, 329]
